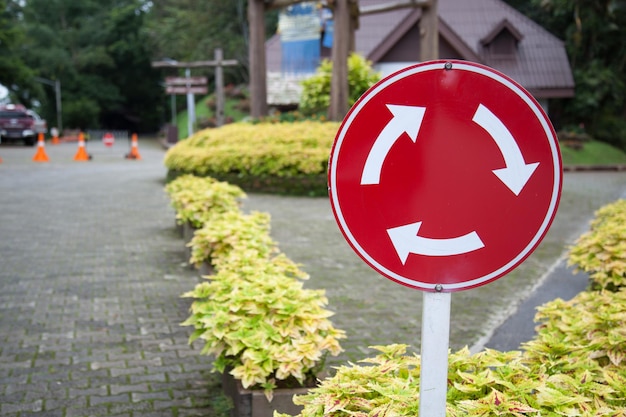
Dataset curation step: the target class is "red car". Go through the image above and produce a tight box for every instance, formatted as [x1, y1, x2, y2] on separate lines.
[0, 104, 47, 146]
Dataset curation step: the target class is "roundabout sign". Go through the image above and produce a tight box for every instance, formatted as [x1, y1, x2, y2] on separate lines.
[329, 60, 562, 292]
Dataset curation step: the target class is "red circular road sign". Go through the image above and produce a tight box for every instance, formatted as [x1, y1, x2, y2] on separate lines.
[103, 132, 115, 147]
[328, 60, 562, 292]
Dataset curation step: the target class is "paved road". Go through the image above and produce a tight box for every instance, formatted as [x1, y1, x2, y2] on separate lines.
[1, 138, 625, 416]
[0, 140, 217, 416]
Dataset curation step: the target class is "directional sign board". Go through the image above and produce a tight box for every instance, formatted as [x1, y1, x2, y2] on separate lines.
[165, 85, 209, 95]
[328, 60, 562, 292]
[165, 76, 208, 86]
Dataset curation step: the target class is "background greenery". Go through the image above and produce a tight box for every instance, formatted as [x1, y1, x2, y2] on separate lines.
[0, 0, 624, 148]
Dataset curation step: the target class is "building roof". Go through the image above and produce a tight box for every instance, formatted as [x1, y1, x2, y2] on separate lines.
[267, 0, 574, 103]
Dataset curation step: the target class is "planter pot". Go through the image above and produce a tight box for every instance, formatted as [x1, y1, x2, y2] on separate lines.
[222, 372, 309, 417]
[183, 222, 199, 266]
[198, 261, 214, 277]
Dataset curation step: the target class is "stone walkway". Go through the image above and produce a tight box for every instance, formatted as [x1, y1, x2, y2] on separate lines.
[0, 140, 220, 416]
[1, 138, 625, 416]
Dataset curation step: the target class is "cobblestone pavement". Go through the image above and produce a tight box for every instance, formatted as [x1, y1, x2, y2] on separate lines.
[1, 139, 626, 416]
[0, 140, 217, 416]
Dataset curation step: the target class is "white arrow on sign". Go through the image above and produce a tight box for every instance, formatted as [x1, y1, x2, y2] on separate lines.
[360, 104, 426, 185]
[387, 222, 485, 264]
[472, 104, 539, 196]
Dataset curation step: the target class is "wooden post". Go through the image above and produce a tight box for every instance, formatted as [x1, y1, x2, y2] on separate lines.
[248, 0, 268, 118]
[328, 0, 350, 121]
[420, 0, 438, 61]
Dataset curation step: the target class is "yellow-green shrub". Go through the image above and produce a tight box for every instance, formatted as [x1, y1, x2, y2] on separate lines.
[164, 174, 246, 228]
[167, 174, 345, 399]
[568, 199, 626, 290]
[188, 210, 278, 269]
[299, 53, 381, 115]
[182, 254, 346, 400]
[164, 121, 340, 178]
[277, 199, 626, 416]
[276, 344, 626, 417]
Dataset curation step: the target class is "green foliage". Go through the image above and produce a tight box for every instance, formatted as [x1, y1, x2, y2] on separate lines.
[522, 0, 626, 149]
[276, 343, 626, 417]
[560, 140, 626, 166]
[0, 0, 35, 101]
[182, 254, 345, 399]
[167, 174, 345, 399]
[277, 198, 626, 417]
[15, 0, 164, 131]
[145, 0, 271, 86]
[164, 121, 339, 195]
[568, 199, 626, 290]
[299, 53, 381, 115]
[188, 210, 278, 269]
[525, 289, 626, 369]
[164, 174, 246, 229]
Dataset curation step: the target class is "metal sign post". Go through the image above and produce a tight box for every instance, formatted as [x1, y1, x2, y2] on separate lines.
[419, 291, 451, 417]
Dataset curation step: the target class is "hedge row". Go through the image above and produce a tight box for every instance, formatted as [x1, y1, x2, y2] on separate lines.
[165, 175, 345, 398]
[277, 199, 626, 416]
[163, 121, 341, 196]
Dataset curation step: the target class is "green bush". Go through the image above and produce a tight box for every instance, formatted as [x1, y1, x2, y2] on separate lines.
[166, 174, 346, 399]
[164, 121, 340, 195]
[188, 210, 278, 269]
[568, 199, 626, 290]
[164, 174, 246, 228]
[182, 254, 345, 399]
[276, 199, 626, 416]
[299, 53, 381, 115]
[276, 343, 626, 417]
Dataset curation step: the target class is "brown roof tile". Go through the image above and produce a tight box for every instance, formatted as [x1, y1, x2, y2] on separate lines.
[267, 0, 574, 104]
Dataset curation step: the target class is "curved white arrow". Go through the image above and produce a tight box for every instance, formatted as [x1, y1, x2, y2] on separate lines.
[360, 104, 426, 185]
[472, 104, 539, 196]
[387, 221, 485, 264]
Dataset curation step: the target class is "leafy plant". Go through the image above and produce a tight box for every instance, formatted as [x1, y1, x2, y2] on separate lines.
[277, 342, 626, 416]
[182, 253, 346, 400]
[164, 121, 340, 179]
[188, 210, 278, 269]
[524, 288, 626, 370]
[276, 199, 626, 416]
[568, 199, 626, 290]
[299, 53, 381, 115]
[165, 174, 246, 228]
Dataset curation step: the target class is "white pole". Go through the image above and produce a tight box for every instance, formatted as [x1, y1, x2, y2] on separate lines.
[215, 48, 225, 127]
[419, 290, 451, 417]
[185, 67, 195, 137]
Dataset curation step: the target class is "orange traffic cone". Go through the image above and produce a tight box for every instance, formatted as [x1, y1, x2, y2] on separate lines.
[32, 133, 50, 162]
[125, 133, 141, 160]
[73, 132, 90, 161]
[51, 133, 60, 145]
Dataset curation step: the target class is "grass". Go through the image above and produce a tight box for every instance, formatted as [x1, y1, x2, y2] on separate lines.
[176, 94, 248, 139]
[561, 140, 626, 166]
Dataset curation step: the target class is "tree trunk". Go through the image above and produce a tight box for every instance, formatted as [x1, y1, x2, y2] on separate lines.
[248, 0, 268, 118]
[328, 0, 351, 121]
[420, 0, 439, 61]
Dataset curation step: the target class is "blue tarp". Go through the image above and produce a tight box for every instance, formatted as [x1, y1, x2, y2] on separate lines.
[279, 2, 321, 75]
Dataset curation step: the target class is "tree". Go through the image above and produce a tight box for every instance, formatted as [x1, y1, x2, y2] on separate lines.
[507, 0, 626, 148]
[0, 0, 38, 102]
[16, 0, 164, 132]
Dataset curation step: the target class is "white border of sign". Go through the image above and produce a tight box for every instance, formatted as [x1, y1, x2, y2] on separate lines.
[329, 61, 562, 291]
